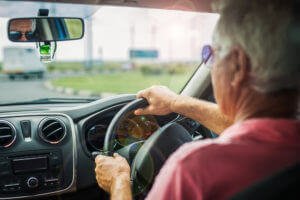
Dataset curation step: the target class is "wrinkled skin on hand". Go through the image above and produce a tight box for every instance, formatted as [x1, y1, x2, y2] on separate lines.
[135, 85, 179, 116]
[95, 153, 130, 193]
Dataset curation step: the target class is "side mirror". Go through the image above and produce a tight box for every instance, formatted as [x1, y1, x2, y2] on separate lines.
[8, 17, 84, 42]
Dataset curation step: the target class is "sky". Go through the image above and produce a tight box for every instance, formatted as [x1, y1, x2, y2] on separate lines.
[0, 6, 219, 62]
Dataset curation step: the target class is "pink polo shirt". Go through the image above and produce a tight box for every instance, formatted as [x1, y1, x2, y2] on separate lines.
[146, 118, 300, 200]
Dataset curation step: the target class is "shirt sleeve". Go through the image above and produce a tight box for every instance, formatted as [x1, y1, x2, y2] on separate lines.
[146, 145, 206, 200]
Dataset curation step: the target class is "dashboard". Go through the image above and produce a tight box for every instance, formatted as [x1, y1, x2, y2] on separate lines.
[0, 114, 75, 199]
[0, 94, 216, 200]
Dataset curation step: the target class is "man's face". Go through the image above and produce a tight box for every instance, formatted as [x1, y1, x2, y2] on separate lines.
[9, 19, 34, 41]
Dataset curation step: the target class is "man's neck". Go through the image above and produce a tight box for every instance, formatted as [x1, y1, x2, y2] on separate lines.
[234, 89, 298, 123]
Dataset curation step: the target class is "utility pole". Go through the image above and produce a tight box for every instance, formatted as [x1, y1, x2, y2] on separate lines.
[84, 16, 93, 70]
[129, 24, 136, 66]
[190, 17, 197, 61]
[50, 4, 56, 16]
[168, 39, 173, 62]
[130, 24, 135, 48]
[151, 24, 157, 48]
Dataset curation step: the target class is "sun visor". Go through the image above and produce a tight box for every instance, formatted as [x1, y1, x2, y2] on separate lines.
[1, 0, 213, 13]
[0, 1, 99, 18]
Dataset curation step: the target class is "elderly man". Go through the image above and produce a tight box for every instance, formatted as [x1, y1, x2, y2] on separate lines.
[95, 0, 300, 199]
[9, 19, 36, 42]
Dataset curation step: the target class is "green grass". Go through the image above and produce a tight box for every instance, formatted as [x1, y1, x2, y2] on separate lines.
[46, 61, 123, 72]
[47, 62, 84, 71]
[52, 72, 192, 94]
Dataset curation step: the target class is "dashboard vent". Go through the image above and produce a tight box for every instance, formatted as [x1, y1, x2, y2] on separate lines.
[0, 120, 16, 148]
[39, 118, 66, 144]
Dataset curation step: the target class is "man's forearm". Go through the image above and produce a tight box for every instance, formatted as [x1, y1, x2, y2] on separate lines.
[110, 174, 132, 200]
[171, 95, 233, 134]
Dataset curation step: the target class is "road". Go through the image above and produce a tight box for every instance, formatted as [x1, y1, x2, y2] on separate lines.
[0, 72, 88, 104]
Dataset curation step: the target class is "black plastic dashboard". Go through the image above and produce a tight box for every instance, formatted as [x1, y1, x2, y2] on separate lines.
[0, 94, 215, 199]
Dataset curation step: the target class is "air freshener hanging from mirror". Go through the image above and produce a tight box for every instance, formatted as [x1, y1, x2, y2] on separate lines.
[40, 44, 51, 63]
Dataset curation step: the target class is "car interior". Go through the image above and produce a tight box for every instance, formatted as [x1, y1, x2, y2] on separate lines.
[0, 0, 299, 200]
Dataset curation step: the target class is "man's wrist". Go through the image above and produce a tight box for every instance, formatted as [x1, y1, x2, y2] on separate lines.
[110, 172, 132, 200]
[170, 94, 180, 112]
[111, 172, 130, 193]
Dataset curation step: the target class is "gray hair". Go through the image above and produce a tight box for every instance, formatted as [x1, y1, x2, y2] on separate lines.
[212, 0, 300, 93]
[30, 19, 36, 32]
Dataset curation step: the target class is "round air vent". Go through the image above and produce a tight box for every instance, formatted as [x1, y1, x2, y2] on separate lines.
[38, 118, 66, 144]
[0, 120, 16, 148]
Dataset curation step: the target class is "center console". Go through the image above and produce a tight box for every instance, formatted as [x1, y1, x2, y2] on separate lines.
[0, 114, 76, 199]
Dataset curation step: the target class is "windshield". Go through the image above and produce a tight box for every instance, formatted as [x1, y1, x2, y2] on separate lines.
[0, 5, 218, 105]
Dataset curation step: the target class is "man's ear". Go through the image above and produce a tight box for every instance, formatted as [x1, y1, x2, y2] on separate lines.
[230, 46, 250, 89]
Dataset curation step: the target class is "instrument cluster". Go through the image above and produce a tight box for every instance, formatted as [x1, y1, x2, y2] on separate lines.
[86, 111, 160, 151]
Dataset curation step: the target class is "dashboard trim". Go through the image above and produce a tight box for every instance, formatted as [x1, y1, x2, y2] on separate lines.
[38, 117, 68, 145]
[0, 119, 17, 148]
[0, 112, 77, 200]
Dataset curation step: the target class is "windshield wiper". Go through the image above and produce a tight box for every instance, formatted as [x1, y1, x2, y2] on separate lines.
[0, 98, 99, 106]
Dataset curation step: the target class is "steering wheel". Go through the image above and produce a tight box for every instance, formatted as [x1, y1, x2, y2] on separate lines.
[102, 98, 193, 197]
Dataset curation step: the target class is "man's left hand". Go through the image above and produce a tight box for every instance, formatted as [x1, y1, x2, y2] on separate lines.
[95, 153, 130, 193]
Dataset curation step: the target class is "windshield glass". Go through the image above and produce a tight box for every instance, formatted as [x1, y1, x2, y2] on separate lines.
[0, 5, 218, 105]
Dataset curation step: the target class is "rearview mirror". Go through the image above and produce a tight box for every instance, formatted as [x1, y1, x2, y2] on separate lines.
[8, 17, 84, 42]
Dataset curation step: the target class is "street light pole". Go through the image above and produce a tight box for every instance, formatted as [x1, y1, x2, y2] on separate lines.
[84, 16, 93, 70]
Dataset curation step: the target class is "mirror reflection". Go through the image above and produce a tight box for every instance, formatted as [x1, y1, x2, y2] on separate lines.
[8, 18, 84, 42]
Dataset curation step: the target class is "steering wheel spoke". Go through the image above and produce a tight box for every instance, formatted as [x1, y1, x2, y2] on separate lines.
[116, 141, 144, 165]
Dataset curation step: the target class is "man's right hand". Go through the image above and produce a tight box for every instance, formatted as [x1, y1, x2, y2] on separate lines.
[135, 85, 179, 116]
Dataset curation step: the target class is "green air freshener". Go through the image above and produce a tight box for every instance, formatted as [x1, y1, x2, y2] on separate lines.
[40, 44, 51, 63]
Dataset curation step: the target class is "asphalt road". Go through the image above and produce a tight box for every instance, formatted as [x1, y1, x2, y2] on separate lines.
[0, 72, 86, 104]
